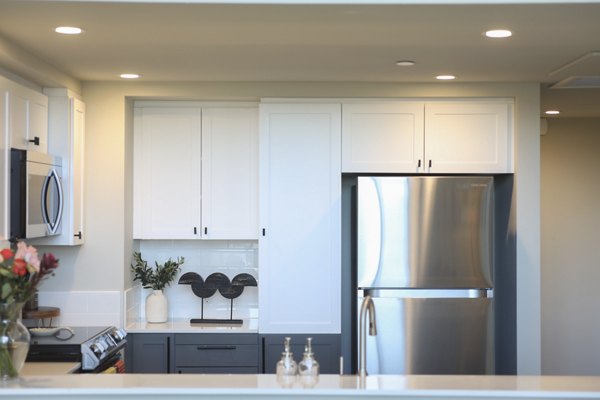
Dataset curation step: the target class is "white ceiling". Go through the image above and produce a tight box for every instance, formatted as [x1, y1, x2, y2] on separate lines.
[0, 1, 599, 116]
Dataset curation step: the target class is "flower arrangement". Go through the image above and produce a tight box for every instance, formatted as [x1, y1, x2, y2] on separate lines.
[0, 241, 59, 304]
[0, 241, 59, 379]
[130, 252, 184, 291]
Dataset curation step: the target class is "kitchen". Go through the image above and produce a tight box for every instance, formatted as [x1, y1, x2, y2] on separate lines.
[0, 0, 599, 396]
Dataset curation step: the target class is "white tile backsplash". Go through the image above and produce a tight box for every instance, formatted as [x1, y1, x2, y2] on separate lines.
[131, 240, 258, 322]
[29, 291, 122, 328]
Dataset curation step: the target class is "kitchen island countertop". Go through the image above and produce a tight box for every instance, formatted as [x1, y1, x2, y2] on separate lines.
[125, 317, 258, 333]
[3, 374, 600, 399]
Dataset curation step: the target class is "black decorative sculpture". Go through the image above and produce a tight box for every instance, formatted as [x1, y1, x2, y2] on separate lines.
[178, 272, 257, 326]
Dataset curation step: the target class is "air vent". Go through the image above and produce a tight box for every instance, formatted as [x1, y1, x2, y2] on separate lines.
[550, 76, 600, 89]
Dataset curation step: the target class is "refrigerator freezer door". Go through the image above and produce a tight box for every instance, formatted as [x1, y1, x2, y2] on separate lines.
[359, 290, 494, 374]
[357, 176, 493, 289]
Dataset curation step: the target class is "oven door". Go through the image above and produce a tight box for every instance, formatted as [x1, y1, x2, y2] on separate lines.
[86, 349, 126, 374]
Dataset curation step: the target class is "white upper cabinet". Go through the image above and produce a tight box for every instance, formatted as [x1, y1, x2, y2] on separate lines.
[259, 102, 341, 334]
[342, 102, 425, 173]
[341, 100, 513, 174]
[8, 84, 48, 153]
[134, 106, 202, 239]
[201, 107, 258, 240]
[133, 103, 258, 240]
[424, 102, 512, 173]
[32, 89, 85, 246]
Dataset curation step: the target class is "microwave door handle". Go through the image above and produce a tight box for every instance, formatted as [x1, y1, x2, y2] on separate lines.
[41, 168, 64, 234]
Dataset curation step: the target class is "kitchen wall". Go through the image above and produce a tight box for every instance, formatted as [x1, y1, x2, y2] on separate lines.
[33, 80, 540, 373]
[540, 117, 600, 375]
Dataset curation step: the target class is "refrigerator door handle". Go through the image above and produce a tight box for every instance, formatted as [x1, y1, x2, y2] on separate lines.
[360, 288, 493, 299]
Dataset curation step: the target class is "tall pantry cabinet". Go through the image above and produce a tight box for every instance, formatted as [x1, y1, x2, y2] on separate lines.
[258, 102, 342, 335]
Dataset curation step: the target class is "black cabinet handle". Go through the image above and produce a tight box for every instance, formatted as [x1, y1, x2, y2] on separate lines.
[262, 228, 266, 236]
[167, 336, 171, 373]
[204, 227, 207, 235]
[28, 136, 40, 146]
[194, 227, 197, 235]
[417, 159, 421, 168]
[428, 160, 432, 168]
[74, 231, 82, 239]
[196, 345, 237, 350]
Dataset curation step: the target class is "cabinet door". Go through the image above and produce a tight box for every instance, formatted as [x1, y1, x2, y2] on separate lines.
[8, 88, 28, 150]
[201, 107, 258, 239]
[28, 96, 48, 153]
[261, 334, 341, 374]
[133, 107, 202, 239]
[70, 98, 85, 244]
[342, 102, 425, 173]
[424, 102, 513, 173]
[259, 103, 341, 334]
[8, 86, 48, 153]
[127, 333, 173, 373]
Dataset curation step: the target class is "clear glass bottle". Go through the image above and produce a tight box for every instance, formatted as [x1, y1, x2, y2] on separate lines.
[298, 337, 319, 376]
[276, 337, 297, 376]
[298, 337, 319, 388]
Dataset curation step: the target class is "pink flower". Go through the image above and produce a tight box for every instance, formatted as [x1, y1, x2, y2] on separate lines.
[14, 241, 40, 272]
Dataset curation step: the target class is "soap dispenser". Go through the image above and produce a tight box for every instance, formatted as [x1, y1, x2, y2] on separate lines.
[276, 337, 298, 377]
[298, 337, 319, 376]
[298, 337, 319, 388]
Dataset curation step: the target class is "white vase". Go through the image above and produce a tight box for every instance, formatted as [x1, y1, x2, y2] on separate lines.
[145, 290, 168, 323]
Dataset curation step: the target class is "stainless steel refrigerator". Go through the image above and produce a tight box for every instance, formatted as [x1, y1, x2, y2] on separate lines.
[356, 176, 495, 375]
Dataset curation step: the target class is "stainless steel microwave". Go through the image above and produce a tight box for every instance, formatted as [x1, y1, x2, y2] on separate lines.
[10, 148, 64, 240]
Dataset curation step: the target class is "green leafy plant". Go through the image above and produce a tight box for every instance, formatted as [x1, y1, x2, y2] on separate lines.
[130, 252, 184, 291]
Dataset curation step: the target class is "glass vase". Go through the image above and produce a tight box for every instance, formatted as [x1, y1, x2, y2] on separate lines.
[0, 302, 30, 380]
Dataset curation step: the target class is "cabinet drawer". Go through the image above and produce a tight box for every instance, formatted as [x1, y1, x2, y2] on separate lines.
[175, 333, 257, 345]
[175, 344, 258, 367]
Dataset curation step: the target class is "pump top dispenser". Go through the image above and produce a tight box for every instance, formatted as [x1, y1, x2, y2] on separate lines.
[298, 337, 319, 376]
[276, 337, 298, 377]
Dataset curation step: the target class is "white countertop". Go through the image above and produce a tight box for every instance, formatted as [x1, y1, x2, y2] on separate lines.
[125, 317, 258, 333]
[3, 374, 600, 399]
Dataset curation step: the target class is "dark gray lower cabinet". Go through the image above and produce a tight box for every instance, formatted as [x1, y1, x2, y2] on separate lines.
[128, 332, 340, 374]
[260, 334, 341, 374]
[174, 333, 259, 374]
[126, 333, 174, 373]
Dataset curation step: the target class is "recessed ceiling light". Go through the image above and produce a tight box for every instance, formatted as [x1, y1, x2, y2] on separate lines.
[485, 29, 512, 38]
[120, 73, 140, 79]
[436, 75, 456, 80]
[395, 60, 416, 67]
[545, 110, 560, 115]
[55, 26, 83, 35]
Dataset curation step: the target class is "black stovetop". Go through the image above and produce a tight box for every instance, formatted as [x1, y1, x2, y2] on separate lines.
[29, 326, 109, 346]
[27, 326, 111, 363]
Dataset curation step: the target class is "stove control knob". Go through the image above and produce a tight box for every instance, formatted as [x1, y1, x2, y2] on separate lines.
[90, 343, 103, 356]
[110, 327, 127, 341]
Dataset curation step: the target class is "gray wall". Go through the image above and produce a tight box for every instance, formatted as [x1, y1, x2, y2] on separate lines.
[541, 117, 600, 375]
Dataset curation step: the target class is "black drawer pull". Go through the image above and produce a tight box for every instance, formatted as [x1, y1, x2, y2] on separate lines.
[196, 345, 237, 350]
